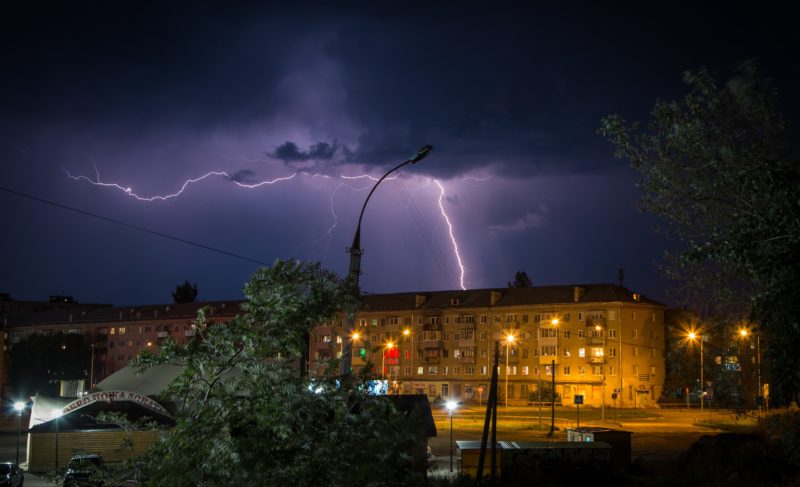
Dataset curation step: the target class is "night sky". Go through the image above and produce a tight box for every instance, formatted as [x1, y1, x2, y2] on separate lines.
[1, 3, 797, 306]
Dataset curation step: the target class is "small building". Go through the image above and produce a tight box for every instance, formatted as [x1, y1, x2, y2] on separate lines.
[567, 427, 632, 468]
[457, 440, 612, 479]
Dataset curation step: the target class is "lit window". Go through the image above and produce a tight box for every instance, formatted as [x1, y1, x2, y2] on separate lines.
[417, 366, 424, 375]
[578, 348, 586, 358]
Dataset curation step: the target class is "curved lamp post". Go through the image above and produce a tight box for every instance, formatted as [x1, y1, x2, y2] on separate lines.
[340, 145, 433, 376]
[13, 401, 25, 465]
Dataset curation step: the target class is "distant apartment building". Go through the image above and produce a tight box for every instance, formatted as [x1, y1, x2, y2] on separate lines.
[310, 284, 666, 408]
[1, 301, 240, 396]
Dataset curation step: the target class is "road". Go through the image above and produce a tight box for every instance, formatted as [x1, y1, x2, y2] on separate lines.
[0, 433, 52, 486]
[427, 407, 722, 476]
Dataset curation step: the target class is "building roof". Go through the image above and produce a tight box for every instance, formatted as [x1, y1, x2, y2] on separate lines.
[361, 284, 662, 313]
[2, 300, 243, 327]
[2, 284, 662, 328]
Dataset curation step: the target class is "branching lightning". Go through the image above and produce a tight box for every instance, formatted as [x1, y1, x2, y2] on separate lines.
[65, 166, 469, 290]
[64, 168, 297, 201]
[433, 179, 466, 290]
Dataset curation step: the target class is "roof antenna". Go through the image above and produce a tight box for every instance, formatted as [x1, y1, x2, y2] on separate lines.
[618, 268, 625, 287]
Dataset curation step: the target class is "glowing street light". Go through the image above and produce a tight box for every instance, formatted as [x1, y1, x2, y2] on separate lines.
[382, 341, 395, 379]
[13, 401, 25, 465]
[547, 318, 559, 437]
[504, 334, 515, 408]
[595, 324, 606, 420]
[688, 331, 704, 412]
[446, 400, 458, 472]
[51, 409, 63, 469]
[341, 145, 433, 376]
[403, 328, 413, 381]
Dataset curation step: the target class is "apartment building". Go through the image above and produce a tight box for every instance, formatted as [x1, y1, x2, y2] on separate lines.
[1, 301, 240, 393]
[311, 284, 666, 408]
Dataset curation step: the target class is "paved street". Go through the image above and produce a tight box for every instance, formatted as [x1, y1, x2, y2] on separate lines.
[427, 406, 723, 476]
[0, 433, 52, 486]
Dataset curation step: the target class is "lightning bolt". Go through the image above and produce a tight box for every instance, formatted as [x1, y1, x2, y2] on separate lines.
[64, 168, 297, 201]
[65, 166, 469, 290]
[434, 179, 466, 290]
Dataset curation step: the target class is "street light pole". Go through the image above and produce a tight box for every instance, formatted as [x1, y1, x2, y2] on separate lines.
[341, 145, 433, 376]
[596, 324, 606, 421]
[505, 334, 515, 408]
[446, 400, 457, 473]
[548, 358, 556, 436]
[13, 402, 24, 465]
[689, 331, 704, 412]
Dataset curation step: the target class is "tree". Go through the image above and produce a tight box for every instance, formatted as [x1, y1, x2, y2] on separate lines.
[508, 271, 533, 288]
[7, 332, 91, 398]
[599, 62, 800, 404]
[136, 260, 427, 486]
[171, 280, 198, 303]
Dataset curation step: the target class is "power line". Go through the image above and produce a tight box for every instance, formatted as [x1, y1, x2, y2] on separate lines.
[0, 185, 270, 267]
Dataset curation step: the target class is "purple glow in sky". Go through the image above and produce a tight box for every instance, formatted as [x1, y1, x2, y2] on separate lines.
[1, 3, 797, 306]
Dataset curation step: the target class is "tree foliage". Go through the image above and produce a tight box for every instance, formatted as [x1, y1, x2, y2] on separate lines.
[508, 271, 533, 288]
[136, 260, 427, 486]
[171, 280, 198, 303]
[599, 62, 800, 403]
[7, 332, 91, 398]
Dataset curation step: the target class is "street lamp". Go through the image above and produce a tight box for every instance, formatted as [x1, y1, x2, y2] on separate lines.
[595, 324, 606, 421]
[547, 318, 558, 437]
[504, 333, 515, 407]
[13, 401, 25, 465]
[446, 400, 457, 473]
[382, 341, 395, 380]
[688, 331, 704, 412]
[341, 145, 433, 376]
[51, 409, 63, 469]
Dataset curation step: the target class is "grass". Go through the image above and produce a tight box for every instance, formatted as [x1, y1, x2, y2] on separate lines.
[432, 405, 661, 435]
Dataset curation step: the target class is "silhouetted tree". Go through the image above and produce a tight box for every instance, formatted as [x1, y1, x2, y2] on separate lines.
[7, 332, 91, 398]
[137, 260, 425, 485]
[508, 271, 533, 288]
[172, 280, 198, 303]
[600, 62, 799, 404]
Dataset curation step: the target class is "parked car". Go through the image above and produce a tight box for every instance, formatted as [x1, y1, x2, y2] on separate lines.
[0, 462, 23, 487]
[63, 454, 103, 486]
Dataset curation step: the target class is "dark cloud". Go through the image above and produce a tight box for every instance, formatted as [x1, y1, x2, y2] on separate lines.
[227, 170, 256, 184]
[270, 141, 342, 163]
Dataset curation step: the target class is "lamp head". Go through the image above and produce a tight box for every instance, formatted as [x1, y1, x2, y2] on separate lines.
[445, 400, 457, 412]
[409, 145, 433, 164]
[551, 318, 559, 326]
[13, 401, 25, 412]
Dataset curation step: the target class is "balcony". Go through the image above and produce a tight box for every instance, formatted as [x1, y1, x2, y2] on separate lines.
[539, 336, 558, 348]
[457, 322, 476, 331]
[185, 329, 196, 337]
[384, 323, 400, 332]
[458, 356, 476, 364]
[538, 355, 560, 365]
[420, 339, 442, 349]
[156, 331, 169, 338]
[423, 356, 441, 364]
[317, 341, 332, 350]
[588, 356, 605, 364]
[586, 336, 604, 346]
[457, 338, 475, 347]
[587, 316, 607, 327]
